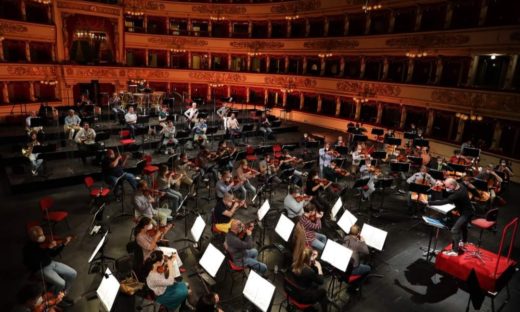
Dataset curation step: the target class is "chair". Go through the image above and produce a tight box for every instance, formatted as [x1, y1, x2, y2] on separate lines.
[210, 208, 226, 247]
[39, 197, 70, 231]
[466, 208, 499, 262]
[119, 129, 136, 146]
[280, 276, 314, 311]
[224, 250, 248, 295]
[84, 176, 111, 216]
[272, 144, 283, 159]
[245, 145, 258, 164]
[142, 154, 159, 184]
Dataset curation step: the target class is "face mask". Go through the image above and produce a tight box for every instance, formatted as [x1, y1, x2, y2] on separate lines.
[37, 235, 45, 243]
[146, 224, 153, 230]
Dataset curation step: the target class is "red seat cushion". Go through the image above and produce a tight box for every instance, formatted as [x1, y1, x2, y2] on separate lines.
[288, 296, 313, 309]
[246, 155, 257, 161]
[44, 211, 69, 222]
[228, 260, 245, 271]
[120, 139, 136, 145]
[274, 152, 282, 158]
[144, 165, 159, 174]
[90, 188, 110, 197]
[348, 274, 362, 283]
[471, 218, 496, 230]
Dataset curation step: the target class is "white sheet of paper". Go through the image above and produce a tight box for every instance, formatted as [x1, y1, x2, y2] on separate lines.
[88, 231, 108, 263]
[429, 203, 456, 214]
[190, 215, 206, 242]
[158, 247, 183, 278]
[199, 243, 225, 278]
[321, 240, 353, 272]
[257, 199, 270, 221]
[331, 197, 343, 219]
[96, 268, 120, 312]
[361, 223, 388, 251]
[337, 209, 358, 234]
[243, 270, 276, 312]
[275, 214, 295, 242]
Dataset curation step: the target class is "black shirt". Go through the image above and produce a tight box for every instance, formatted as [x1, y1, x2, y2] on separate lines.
[22, 241, 64, 272]
[214, 200, 231, 224]
[291, 266, 323, 290]
[102, 157, 124, 178]
[429, 185, 474, 215]
[323, 166, 338, 182]
[305, 178, 320, 196]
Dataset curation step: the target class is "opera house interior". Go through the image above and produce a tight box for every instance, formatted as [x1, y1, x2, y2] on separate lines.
[0, 0, 519, 311]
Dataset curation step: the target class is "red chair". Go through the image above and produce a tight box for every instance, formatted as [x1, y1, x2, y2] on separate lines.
[26, 220, 40, 233]
[119, 130, 136, 146]
[224, 250, 248, 295]
[281, 276, 314, 311]
[467, 208, 499, 262]
[84, 176, 111, 198]
[245, 145, 258, 163]
[272, 144, 283, 159]
[39, 197, 70, 231]
[142, 154, 159, 183]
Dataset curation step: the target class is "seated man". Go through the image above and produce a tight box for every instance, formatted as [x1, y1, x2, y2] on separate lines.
[134, 180, 171, 226]
[234, 159, 257, 202]
[193, 117, 208, 146]
[342, 224, 371, 289]
[25, 111, 44, 135]
[64, 109, 81, 141]
[226, 113, 241, 144]
[284, 186, 311, 220]
[101, 148, 138, 190]
[24, 130, 43, 176]
[215, 170, 243, 201]
[174, 153, 198, 196]
[23, 226, 76, 297]
[359, 161, 376, 202]
[158, 120, 178, 154]
[259, 113, 274, 139]
[406, 165, 437, 216]
[125, 106, 138, 139]
[75, 122, 101, 164]
[110, 92, 124, 116]
[213, 192, 246, 233]
[298, 203, 327, 251]
[184, 102, 199, 129]
[224, 219, 267, 275]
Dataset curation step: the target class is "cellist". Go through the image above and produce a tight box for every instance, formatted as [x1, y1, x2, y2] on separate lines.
[406, 165, 437, 217]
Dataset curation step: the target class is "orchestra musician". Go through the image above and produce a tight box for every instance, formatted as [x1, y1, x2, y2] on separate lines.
[216, 140, 236, 171]
[75, 122, 101, 164]
[213, 192, 246, 233]
[359, 161, 376, 202]
[215, 170, 244, 201]
[102, 148, 138, 190]
[157, 104, 169, 127]
[135, 217, 173, 260]
[298, 203, 328, 251]
[25, 111, 43, 136]
[428, 178, 474, 257]
[23, 130, 43, 176]
[474, 164, 503, 203]
[196, 292, 224, 312]
[428, 156, 444, 171]
[495, 159, 513, 184]
[323, 159, 350, 182]
[279, 149, 304, 187]
[110, 92, 124, 116]
[63, 109, 81, 141]
[158, 120, 178, 154]
[157, 165, 184, 212]
[420, 147, 431, 166]
[406, 165, 437, 216]
[23, 226, 77, 300]
[235, 159, 258, 202]
[284, 186, 312, 220]
[258, 153, 282, 185]
[196, 146, 218, 182]
[13, 283, 67, 312]
[193, 117, 208, 146]
[174, 153, 198, 196]
[216, 101, 230, 129]
[224, 219, 267, 275]
[226, 113, 241, 144]
[318, 143, 334, 176]
[351, 144, 364, 174]
[143, 250, 189, 310]
[134, 180, 172, 226]
[449, 150, 469, 165]
[184, 102, 199, 129]
[305, 169, 331, 213]
[342, 224, 371, 290]
[124, 106, 138, 139]
[259, 113, 275, 140]
[335, 135, 347, 148]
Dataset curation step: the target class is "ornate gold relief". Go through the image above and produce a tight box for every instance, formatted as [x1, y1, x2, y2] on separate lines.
[336, 81, 401, 97]
[145, 1, 165, 10]
[385, 34, 470, 48]
[67, 67, 120, 78]
[264, 76, 317, 88]
[189, 72, 246, 83]
[303, 39, 359, 50]
[271, 0, 321, 13]
[192, 5, 246, 14]
[0, 22, 28, 34]
[431, 90, 520, 113]
[7, 66, 55, 76]
[57, 1, 120, 15]
[229, 41, 284, 50]
[127, 69, 169, 79]
[147, 37, 208, 47]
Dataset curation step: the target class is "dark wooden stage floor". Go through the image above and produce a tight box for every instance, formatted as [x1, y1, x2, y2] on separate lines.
[0, 116, 518, 312]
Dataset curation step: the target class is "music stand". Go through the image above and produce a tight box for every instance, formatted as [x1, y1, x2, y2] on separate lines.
[199, 243, 225, 278]
[384, 137, 401, 146]
[413, 138, 429, 148]
[243, 271, 276, 312]
[336, 146, 348, 155]
[205, 126, 219, 147]
[360, 223, 388, 251]
[303, 140, 320, 149]
[321, 240, 353, 272]
[374, 177, 394, 214]
[30, 117, 44, 128]
[471, 178, 489, 191]
[462, 147, 480, 158]
[353, 134, 368, 142]
[337, 208, 357, 234]
[96, 268, 120, 312]
[407, 156, 423, 167]
[274, 214, 295, 242]
[421, 216, 449, 261]
[371, 151, 387, 166]
[352, 177, 370, 212]
[371, 128, 384, 136]
[446, 163, 468, 174]
[390, 162, 410, 173]
[404, 132, 417, 140]
[331, 197, 343, 221]
[347, 127, 358, 134]
[88, 232, 115, 275]
[427, 169, 443, 180]
[282, 144, 297, 151]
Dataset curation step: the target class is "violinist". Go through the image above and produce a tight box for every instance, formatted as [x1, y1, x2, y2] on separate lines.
[284, 186, 311, 220]
[323, 160, 350, 182]
[196, 292, 224, 312]
[420, 147, 431, 166]
[258, 153, 282, 185]
[305, 169, 332, 214]
[406, 165, 438, 216]
[135, 217, 173, 260]
[495, 159, 513, 184]
[143, 250, 189, 310]
[224, 219, 267, 275]
[216, 101, 230, 123]
[335, 135, 347, 148]
[428, 156, 444, 171]
[197, 146, 218, 182]
[157, 120, 178, 154]
[235, 159, 257, 202]
[22, 226, 76, 302]
[259, 113, 275, 140]
[174, 153, 198, 196]
[157, 165, 184, 212]
[342, 225, 371, 290]
[13, 283, 66, 312]
[359, 162, 376, 202]
[24, 130, 43, 176]
[351, 144, 364, 174]
[279, 149, 304, 187]
[449, 150, 469, 165]
[157, 104, 169, 127]
[184, 102, 198, 129]
[193, 117, 208, 146]
[318, 143, 334, 176]
[215, 140, 235, 171]
[102, 148, 138, 190]
[474, 164, 503, 203]
[213, 192, 247, 233]
[133, 180, 172, 227]
[298, 203, 327, 251]
[215, 170, 243, 201]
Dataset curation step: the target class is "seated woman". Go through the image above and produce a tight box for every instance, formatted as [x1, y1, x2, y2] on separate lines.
[135, 217, 173, 260]
[289, 247, 329, 311]
[157, 165, 184, 212]
[143, 250, 189, 311]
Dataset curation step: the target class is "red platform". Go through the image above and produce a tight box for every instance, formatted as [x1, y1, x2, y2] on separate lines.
[435, 243, 516, 293]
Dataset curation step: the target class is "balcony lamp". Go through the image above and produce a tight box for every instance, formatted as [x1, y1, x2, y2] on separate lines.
[31, 0, 52, 4]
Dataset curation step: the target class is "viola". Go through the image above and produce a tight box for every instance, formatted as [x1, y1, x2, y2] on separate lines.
[33, 292, 63, 312]
[238, 222, 255, 239]
[295, 194, 312, 202]
[147, 224, 173, 238]
[40, 235, 73, 249]
[157, 254, 174, 279]
[243, 167, 260, 176]
[334, 167, 350, 177]
[313, 177, 331, 186]
[327, 149, 341, 158]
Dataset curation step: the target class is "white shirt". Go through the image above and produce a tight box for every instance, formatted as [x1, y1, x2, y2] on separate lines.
[75, 127, 96, 144]
[227, 118, 239, 130]
[319, 148, 333, 167]
[64, 114, 81, 126]
[125, 112, 137, 124]
[184, 107, 198, 120]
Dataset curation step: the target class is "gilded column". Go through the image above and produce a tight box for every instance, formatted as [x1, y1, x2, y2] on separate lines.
[166, 50, 171, 67]
[246, 87, 250, 103]
[117, 12, 124, 64]
[207, 86, 212, 102]
[478, 0, 489, 26]
[187, 18, 192, 34]
[188, 51, 192, 68]
[425, 110, 435, 136]
[320, 58, 326, 76]
[248, 21, 252, 38]
[267, 21, 272, 38]
[208, 20, 212, 36]
[317, 95, 322, 113]
[302, 57, 307, 75]
[0, 40, 4, 61]
[51, 45, 56, 62]
[444, 2, 454, 29]
[388, 12, 396, 33]
[264, 89, 268, 105]
[503, 55, 518, 89]
[365, 13, 371, 35]
[339, 57, 345, 76]
[466, 55, 479, 86]
[143, 16, 148, 33]
[2, 82, 9, 104]
[414, 7, 423, 31]
[406, 59, 414, 83]
[282, 91, 287, 107]
[375, 102, 383, 124]
[266, 55, 271, 73]
[166, 18, 170, 35]
[47, 3, 52, 23]
[344, 15, 349, 35]
[54, 82, 61, 100]
[227, 86, 231, 97]
[287, 20, 291, 38]
[359, 57, 366, 79]
[490, 121, 502, 150]
[228, 54, 232, 71]
[207, 52, 212, 69]
[382, 57, 389, 80]
[20, 0, 27, 21]
[455, 118, 465, 142]
[335, 96, 341, 116]
[247, 55, 251, 71]
[434, 57, 443, 84]
[399, 106, 407, 129]
[305, 19, 310, 37]
[145, 49, 149, 67]
[228, 22, 233, 38]
[284, 55, 289, 73]
[354, 101, 361, 120]
[323, 17, 329, 36]
[29, 82, 36, 102]
[188, 83, 192, 99]
[299, 93, 304, 110]
[25, 42, 31, 62]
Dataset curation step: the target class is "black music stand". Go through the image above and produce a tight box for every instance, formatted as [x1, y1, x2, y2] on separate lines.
[444, 163, 467, 174]
[384, 137, 401, 146]
[303, 140, 320, 150]
[336, 146, 348, 155]
[353, 134, 368, 143]
[347, 127, 359, 134]
[371, 128, 384, 136]
[282, 144, 297, 151]
[373, 177, 394, 217]
[112, 174, 132, 219]
[371, 151, 387, 166]
[175, 129, 191, 153]
[404, 132, 417, 140]
[408, 183, 431, 220]
[414, 138, 429, 148]
[462, 147, 480, 158]
[428, 169, 444, 181]
[352, 177, 370, 212]
[471, 178, 489, 191]
[30, 117, 44, 128]
[407, 156, 423, 168]
[88, 232, 115, 275]
[390, 162, 410, 194]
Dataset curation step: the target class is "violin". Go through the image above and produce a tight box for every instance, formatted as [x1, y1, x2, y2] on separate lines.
[40, 235, 73, 249]
[238, 221, 255, 239]
[327, 149, 341, 158]
[147, 223, 173, 238]
[243, 167, 260, 176]
[33, 291, 64, 312]
[334, 167, 350, 177]
[295, 194, 312, 202]
[313, 177, 332, 188]
[157, 254, 174, 279]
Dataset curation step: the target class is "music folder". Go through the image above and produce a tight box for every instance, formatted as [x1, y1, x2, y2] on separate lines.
[360, 224, 388, 251]
[390, 162, 410, 173]
[321, 240, 353, 272]
[331, 197, 343, 220]
[257, 200, 270, 221]
[97, 268, 120, 312]
[243, 270, 276, 312]
[337, 209, 358, 234]
[422, 216, 448, 230]
[199, 243, 225, 278]
[428, 203, 455, 215]
[190, 215, 206, 242]
[371, 128, 384, 135]
[275, 214, 295, 242]
[353, 134, 368, 142]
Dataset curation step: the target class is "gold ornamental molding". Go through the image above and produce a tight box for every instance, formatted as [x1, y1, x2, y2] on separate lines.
[188, 72, 246, 83]
[57, 1, 121, 16]
[336, 81, 401, 97]
[0, 22, 28, 34]
[385, 34, 470, 48]
[7, 66, 56, 76]
[147, 37, 208, 47]
[431, 90, 520, 114]
[127, 69, 169, 79]
[271, 0, 321, 13]
[264, 76, 317, 88]
[192, 5, 247, 15]
[303, 39, 359, 50]
[65, 67, 120, 78]
[229, 41, 284, 50]
[145, 1, 165, 10]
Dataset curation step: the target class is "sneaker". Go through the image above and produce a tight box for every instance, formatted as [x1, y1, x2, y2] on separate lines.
[442, 250, 459, 257]
[31, 170, 38, 176]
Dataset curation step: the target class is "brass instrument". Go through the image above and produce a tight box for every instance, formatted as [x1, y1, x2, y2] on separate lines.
[22, 146, 33, 158]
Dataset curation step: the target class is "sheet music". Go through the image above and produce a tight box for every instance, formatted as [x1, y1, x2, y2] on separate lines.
[275, 214, 295, 242]
[337, 209, 358, 234]
[199, 243, 225, 278]
[243, 270, 276, 312]
[321, 240, 353, 272]
[88, 231, 108, 263]
[190, 215, 206, 242]
[257, 200, 270, 221]
[158, 247, 183, 278]
[96, 268, 120, 312]
[428, 203, 456, 214]
[331, 197, 343, 219]
[361, 224, 388, 251]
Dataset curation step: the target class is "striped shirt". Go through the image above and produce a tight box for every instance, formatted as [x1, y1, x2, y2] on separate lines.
[299, 215, 321, 245]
